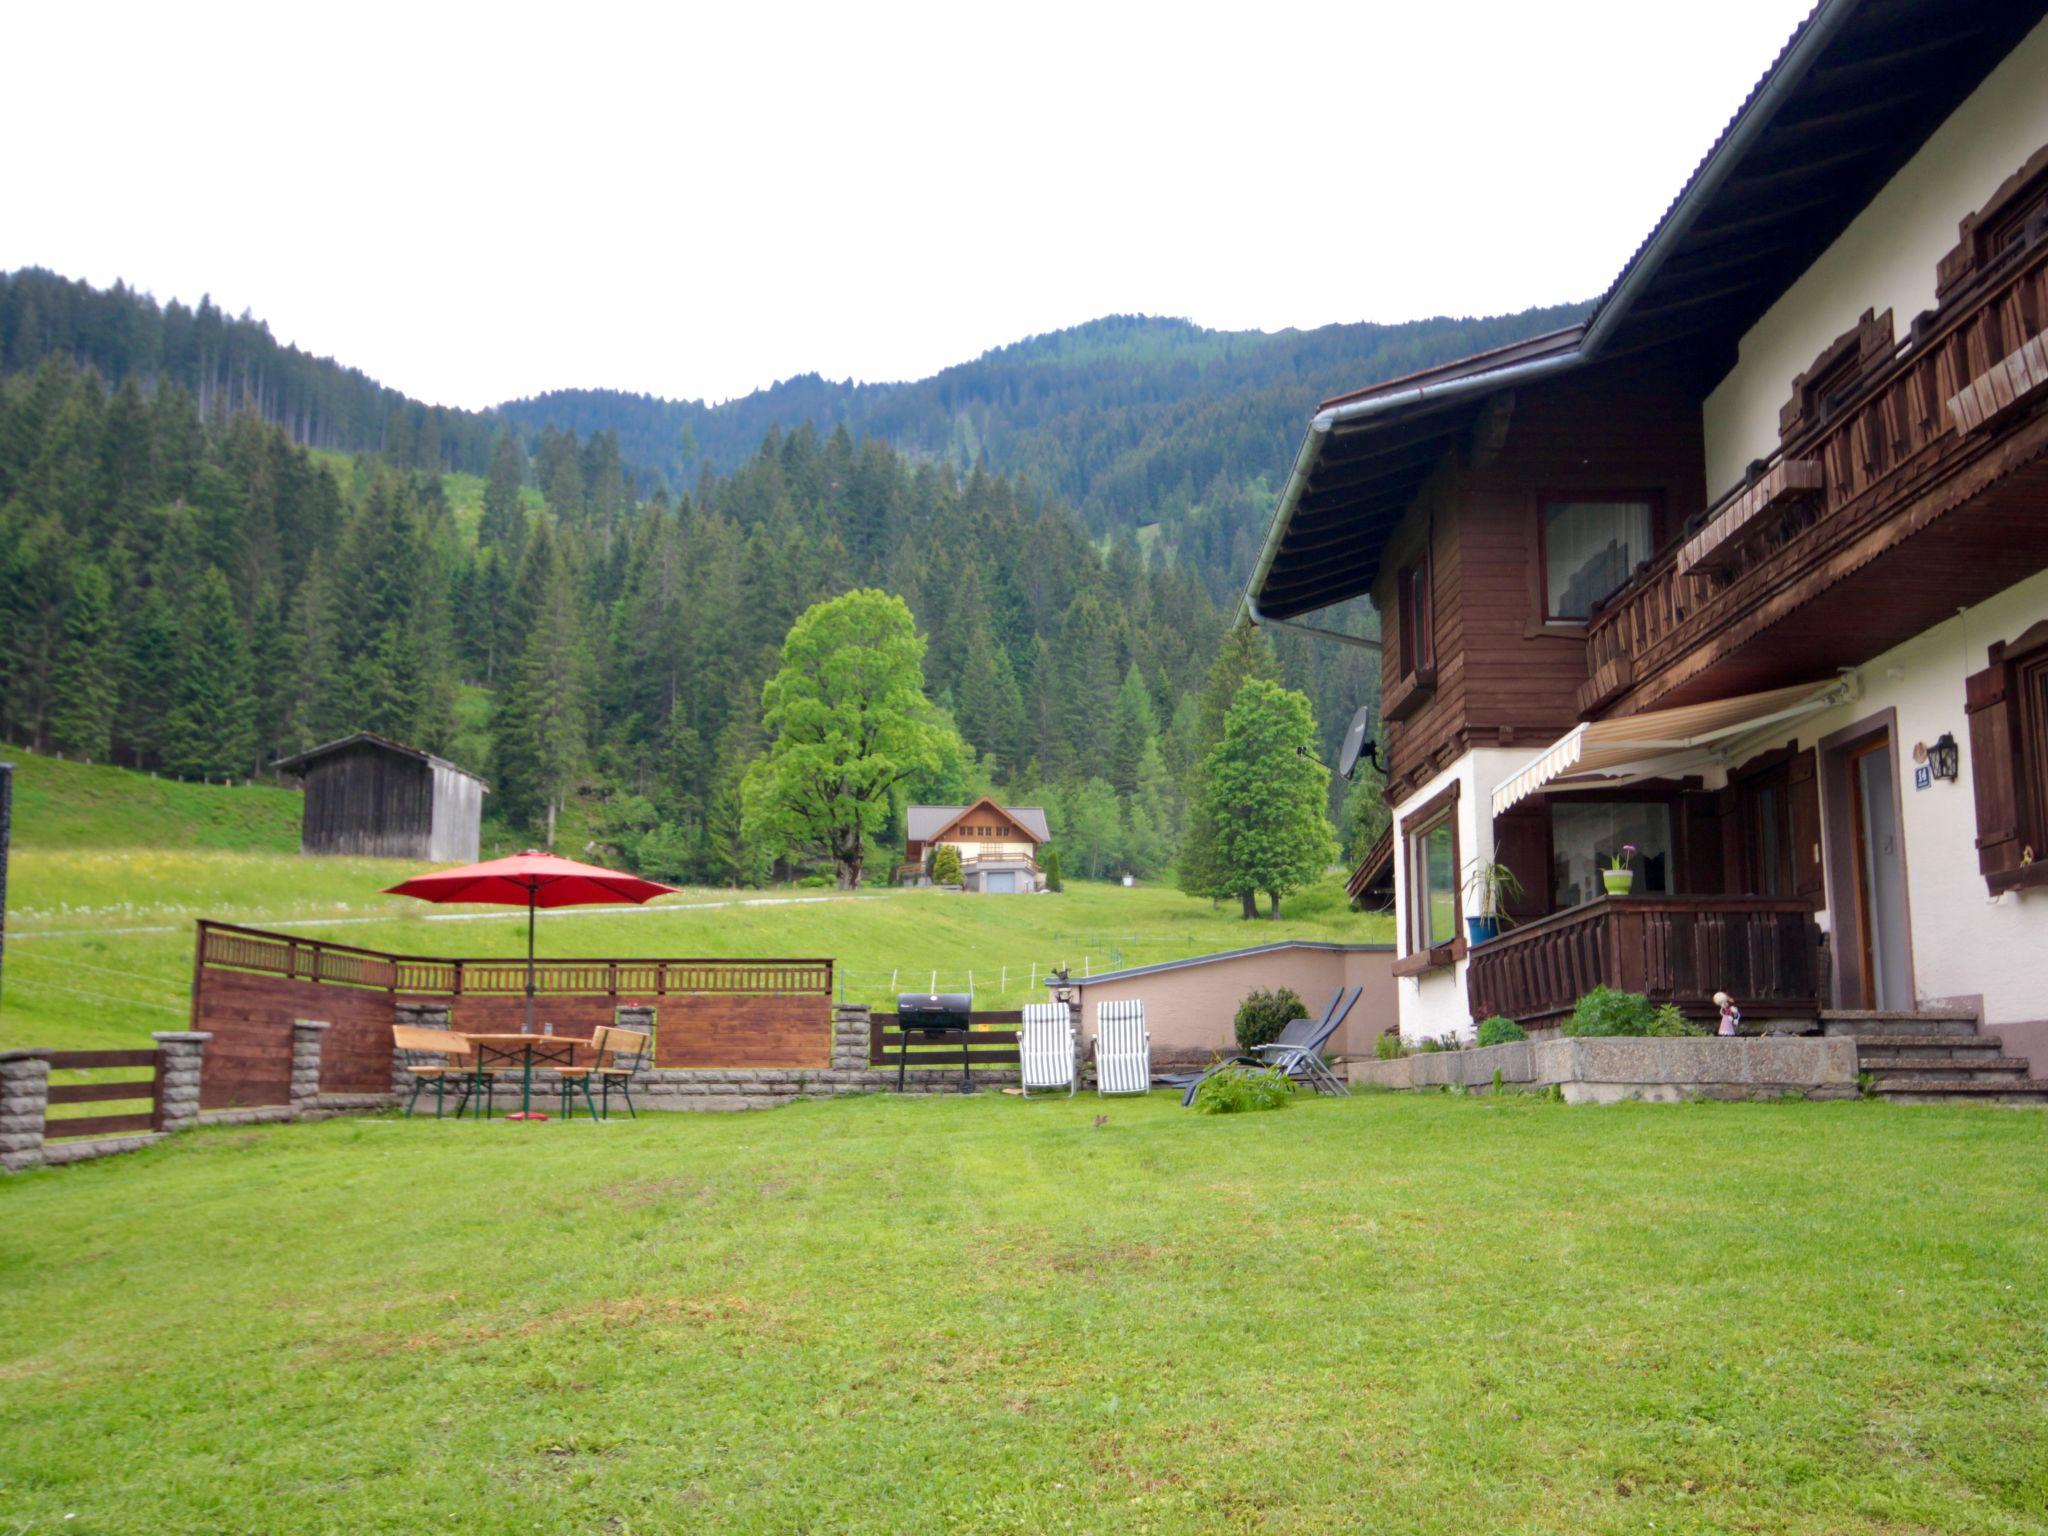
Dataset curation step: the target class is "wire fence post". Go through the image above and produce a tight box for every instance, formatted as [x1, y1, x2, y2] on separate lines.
[929, 968, 937, 994]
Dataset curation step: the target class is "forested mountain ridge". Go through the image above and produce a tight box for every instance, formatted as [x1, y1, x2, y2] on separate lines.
[2, 267, 1586, 609]
[500, 306, 1590, 600]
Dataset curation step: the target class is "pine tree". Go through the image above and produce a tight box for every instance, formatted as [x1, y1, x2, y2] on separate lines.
[163, 566, 255, 778]
[1177, 621, 1282, 904]
[1110, 662, 1157, 799]
[955, 626, 1023, 776]
[479, 428, 528, 555]
[48, 561, 119, 761]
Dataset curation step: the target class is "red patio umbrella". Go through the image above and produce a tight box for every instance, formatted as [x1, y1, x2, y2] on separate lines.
[384, 851, 680, 1032]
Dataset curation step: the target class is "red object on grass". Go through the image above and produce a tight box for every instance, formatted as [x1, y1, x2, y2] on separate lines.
[384, 851, 679, 1031]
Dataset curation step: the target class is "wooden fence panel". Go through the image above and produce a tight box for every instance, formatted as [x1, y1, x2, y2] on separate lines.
[657, 996, 832, 1069]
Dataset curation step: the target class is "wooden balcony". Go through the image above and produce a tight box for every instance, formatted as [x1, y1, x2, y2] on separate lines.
[1580, 231, 2048, 716]
[1465, 896, 1822, 1029]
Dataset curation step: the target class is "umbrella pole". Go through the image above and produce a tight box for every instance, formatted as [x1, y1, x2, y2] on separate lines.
[525, 890, 537, 1034]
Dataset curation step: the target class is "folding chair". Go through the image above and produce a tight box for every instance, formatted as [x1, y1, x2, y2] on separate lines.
[1018, 1002, 1077, 1097]
[393, 1025, 485, 1119]
[1093, 999, 1151, 1096]
[1170, 986, 1361, 1107]
[594, 1025, 652, 1119]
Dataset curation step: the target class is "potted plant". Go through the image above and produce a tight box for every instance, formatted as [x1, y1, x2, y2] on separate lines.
[1602, 843, 1638, 896]
[1462, 858, 1523, 946]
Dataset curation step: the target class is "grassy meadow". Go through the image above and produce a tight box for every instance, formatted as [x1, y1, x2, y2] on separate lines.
[3, 1092, 2046, 1534]
[0, 751, 1389, 1056]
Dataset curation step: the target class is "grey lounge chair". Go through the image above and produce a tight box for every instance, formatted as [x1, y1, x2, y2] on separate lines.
[1169, 986, 1362, 1106]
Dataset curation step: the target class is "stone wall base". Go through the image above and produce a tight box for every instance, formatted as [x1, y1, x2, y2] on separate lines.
[1350, 1036, 1859, 1102]
[41, 1132, 165, 1165]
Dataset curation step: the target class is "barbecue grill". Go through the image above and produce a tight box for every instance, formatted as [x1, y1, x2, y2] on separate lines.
[895, 991, 976, 1093]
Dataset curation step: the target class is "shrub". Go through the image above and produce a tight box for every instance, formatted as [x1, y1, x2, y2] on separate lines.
[1042, 850, 1063, 891]
[1476, 1015, 1528, 1047]
[1417, 1035, 1464, 1053]
[1562, 985, 1657, 1037]
[1234, 986, 1306, 1051]
[1646, 1003, 1706, 1037]
[1374, 1030, 1410, 1060]
[1190, 1066, 1293, 1115]
[930, 844, 963, 885]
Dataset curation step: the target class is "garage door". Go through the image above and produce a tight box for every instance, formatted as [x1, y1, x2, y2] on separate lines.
[985, 872, 1017, 893]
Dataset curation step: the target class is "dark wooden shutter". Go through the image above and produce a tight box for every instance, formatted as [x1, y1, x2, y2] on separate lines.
[1789, 749, 1824, 899]
[1492, 800, 1551, 921]
[1966, 659, 2023, 886]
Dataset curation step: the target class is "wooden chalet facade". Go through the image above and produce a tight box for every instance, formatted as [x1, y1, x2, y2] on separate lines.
[902, 798, 1050, 893]
[274, 732, 487, 863]
[1249, 0, 2048, 1064]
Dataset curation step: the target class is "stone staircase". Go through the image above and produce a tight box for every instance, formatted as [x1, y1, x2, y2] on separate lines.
[1820, 1009, 2048, 1105]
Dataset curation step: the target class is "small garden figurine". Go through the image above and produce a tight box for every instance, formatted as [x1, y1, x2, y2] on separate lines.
[1714, 989, 1741, 1037]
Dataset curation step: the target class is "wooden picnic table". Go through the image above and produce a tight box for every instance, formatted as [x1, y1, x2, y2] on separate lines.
[459, 1031, 588, 1118]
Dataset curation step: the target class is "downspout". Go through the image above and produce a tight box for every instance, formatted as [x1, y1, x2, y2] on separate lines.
[1241, 348, 1587, 645]
[1579, 0, 1860, 359]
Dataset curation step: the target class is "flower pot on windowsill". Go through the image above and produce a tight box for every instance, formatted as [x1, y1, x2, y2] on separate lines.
[1602, 869, 1636, 896]
[1467, 915, 1505, 947]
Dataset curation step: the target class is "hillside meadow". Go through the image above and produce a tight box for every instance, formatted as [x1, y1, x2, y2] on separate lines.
[0, 752, 1388, 1057]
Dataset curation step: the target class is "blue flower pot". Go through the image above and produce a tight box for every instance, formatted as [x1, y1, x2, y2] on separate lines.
[1467, 915, 1504, 947]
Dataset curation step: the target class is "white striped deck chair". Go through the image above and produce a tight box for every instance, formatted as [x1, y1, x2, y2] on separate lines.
[1018, 1002, 1076, 1097]
[1093, 1000, 1151, 1096]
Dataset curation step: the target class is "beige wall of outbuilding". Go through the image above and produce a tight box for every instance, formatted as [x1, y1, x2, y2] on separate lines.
[1065, 945, 1396, 1061]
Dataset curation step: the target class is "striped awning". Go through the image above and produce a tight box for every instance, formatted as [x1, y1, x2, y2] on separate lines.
[1490, 677, 1857, 817]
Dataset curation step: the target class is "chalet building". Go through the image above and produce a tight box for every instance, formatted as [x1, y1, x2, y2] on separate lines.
[274, 732, 486, 863]
[903, 797, 1051, 893]
[1250, 0, 2048, 1077]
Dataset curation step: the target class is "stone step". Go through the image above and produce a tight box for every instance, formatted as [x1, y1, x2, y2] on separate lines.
[1868, 1056, 2033, 1078]
[1823, 1013, 1981, 1039]
[1877, 1083, 2048, 1106]
[1870, 1065, 2040, 1091]
[1854, 1037, 2009, 1063]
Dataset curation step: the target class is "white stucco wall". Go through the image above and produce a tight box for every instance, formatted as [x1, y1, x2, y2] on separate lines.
[1701, 17, 2048, 498]
[1389, 747, 1530, 1042]
[1768, 569, 2048, 1028]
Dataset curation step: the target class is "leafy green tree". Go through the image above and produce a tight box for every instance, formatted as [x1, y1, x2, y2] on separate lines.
[162, 566, 255, 779]
[742, 589, 954, 889]
[48, 561, 119, 761]
[1056, 777, 1123, 880]
[1202, 678, 1336, 918]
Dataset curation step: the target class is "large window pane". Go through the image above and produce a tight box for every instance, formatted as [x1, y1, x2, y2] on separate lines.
[1550, 801, 1673, 907]
[1415, 819, 1457, 947]
[1544, 500, 1655, 619]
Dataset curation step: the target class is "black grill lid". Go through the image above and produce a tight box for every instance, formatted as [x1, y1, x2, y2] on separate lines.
[897, 992, 972, 1029]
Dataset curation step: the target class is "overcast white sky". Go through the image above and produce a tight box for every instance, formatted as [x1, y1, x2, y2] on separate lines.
[4, 1, 1816, 411]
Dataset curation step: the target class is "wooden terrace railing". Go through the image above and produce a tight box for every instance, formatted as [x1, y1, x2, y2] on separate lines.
[1465, 895, 1822, 1029]
[194, 920, 834, 1000]
[1580, 231, 2048, 714]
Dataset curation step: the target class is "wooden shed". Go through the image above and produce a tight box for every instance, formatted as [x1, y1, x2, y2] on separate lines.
[273, 733, 486, 862]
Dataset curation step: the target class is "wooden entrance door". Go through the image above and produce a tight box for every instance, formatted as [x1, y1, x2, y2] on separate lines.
[1845, 732, 1912, 1010]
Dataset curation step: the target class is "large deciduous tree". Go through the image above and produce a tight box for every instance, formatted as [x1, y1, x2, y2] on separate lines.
[1202, 677, 1336, 918]
[742, 589, 953, 889]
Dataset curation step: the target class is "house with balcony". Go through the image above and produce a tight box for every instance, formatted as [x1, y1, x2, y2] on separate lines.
[1247, 0, 2048, 1094]
[902, 797, 1050, 893]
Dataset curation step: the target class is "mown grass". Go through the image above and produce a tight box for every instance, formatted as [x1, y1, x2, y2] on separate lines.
[2, 752, 1388, 1056]
[1, 1091, 2044, 1534]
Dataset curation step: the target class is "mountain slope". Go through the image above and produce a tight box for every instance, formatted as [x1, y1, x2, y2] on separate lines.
[499, 305, 1588, 597]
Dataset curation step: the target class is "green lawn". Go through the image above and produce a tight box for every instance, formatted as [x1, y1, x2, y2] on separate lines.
[2, 1093, 2044, 1533]
[1, 752, 1388, 1055]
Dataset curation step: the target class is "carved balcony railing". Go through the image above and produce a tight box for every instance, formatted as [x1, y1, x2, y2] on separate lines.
[1580, 230, 2048, 715]
[1465, 896, 1823, 1028]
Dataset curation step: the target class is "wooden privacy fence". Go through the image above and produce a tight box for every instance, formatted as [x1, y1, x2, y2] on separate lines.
[192, 921, 835, 1109]
[34, 1047, 165, 1141]
[868, 1011, 1024, 1071]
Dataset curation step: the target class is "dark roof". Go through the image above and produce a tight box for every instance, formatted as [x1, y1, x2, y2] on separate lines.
[1346, 828, 1395, 909]
[272, 731, 487, 786]
[1249, 0, 2047, 622]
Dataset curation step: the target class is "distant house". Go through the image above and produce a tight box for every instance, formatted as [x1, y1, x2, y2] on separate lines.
[273, 733, 486, 862]
[903, 797, 1050, 893]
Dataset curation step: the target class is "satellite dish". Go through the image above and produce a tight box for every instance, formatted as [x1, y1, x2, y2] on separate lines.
[1336, 706, 1375, 782]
